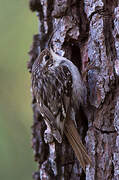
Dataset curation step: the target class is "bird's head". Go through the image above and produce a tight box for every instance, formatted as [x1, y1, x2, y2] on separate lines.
[32, 49, 53, 75]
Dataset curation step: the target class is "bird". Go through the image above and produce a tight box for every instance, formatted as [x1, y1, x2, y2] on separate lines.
[31, 47, 91, 172]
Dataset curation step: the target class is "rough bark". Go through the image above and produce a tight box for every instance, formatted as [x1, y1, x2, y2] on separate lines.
[27, 0, 119, 179]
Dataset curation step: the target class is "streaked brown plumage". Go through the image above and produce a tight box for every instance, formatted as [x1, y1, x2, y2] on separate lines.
[31, 48, 91, 172]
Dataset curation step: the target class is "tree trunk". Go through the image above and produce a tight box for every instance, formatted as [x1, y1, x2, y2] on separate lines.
[27, 0, 119, 179]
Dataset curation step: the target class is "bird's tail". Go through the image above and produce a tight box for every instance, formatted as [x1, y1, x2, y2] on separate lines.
[64, 119, 91, 172]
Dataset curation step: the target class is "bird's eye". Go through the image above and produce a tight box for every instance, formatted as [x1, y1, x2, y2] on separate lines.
[45, 55, 50, 61]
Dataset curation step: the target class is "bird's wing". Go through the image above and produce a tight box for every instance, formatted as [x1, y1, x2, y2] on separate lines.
[32, 64, 72, 143]
[36, 102, 62, 143]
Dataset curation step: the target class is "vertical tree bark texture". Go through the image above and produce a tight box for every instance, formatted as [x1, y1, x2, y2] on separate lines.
[28, 0, 119, 179]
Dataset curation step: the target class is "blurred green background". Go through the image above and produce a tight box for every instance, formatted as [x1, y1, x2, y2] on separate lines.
[0, 0, 38, 179]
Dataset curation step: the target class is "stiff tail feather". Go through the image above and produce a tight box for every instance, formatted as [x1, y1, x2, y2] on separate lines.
[64, 119, 91, 172]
